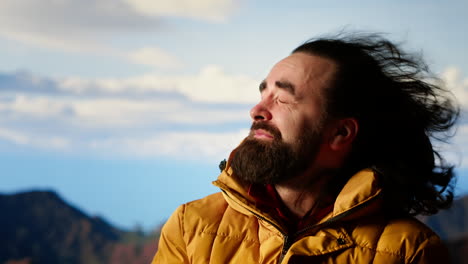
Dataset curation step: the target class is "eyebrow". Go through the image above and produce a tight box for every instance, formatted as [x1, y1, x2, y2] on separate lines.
[259, 80, 296, 95]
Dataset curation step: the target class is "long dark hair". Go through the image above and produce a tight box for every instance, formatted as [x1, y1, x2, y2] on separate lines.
[293, 33, 459, 216]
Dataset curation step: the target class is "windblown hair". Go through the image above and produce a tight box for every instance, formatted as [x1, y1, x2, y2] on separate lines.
[293, 33, 459, 217]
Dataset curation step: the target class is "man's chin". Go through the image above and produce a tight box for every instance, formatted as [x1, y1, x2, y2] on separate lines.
[252, 133, 275, 141]
[246, 136, 277, 145]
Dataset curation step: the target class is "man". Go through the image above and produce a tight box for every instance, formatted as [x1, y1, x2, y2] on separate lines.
[152, 33, 458, 263]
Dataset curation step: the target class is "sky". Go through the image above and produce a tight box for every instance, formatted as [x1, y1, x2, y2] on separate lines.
[1, 0, 468, 231]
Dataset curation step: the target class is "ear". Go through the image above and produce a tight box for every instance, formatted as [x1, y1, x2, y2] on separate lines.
[328, 118, 358, 151]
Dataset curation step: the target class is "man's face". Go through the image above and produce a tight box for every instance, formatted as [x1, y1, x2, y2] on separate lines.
[231, 53, 337, 184]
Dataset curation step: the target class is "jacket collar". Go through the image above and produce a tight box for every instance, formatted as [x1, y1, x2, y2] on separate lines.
[212, 163, 383, 230]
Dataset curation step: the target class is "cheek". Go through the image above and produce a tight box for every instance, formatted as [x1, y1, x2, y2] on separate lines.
[277, 115, 304, 142]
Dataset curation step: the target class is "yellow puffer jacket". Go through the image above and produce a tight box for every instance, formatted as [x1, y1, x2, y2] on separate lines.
[152, 167, 448, 263]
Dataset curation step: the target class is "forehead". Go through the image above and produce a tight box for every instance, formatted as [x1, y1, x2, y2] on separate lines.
[266, 52, 337, 96]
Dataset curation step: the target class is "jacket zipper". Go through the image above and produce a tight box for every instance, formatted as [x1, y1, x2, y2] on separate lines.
[281, 196, 382, 263]
[221, 188, 380, 263]
[276, 208, 358, 263]
[278, 234, 293, 264]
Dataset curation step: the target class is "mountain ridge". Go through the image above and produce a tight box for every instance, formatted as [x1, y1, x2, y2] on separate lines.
[0, 190, 157, 264]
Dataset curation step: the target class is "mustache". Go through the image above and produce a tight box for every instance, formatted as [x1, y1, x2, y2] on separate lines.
[250, 122, 282, 139]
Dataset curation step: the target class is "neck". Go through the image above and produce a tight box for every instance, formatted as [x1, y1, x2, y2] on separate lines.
[274, 168, 333, 219]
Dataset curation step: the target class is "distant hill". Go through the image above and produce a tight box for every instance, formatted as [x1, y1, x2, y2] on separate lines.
[0, 190, 158, 264]
[420, 196, 468, 241]
[418, 196, 468, 264]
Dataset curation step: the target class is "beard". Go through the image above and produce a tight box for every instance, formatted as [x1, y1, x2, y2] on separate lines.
[230, 121, 323, 185]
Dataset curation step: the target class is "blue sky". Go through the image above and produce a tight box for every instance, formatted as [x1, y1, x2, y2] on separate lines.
[1, 0, 468, 231]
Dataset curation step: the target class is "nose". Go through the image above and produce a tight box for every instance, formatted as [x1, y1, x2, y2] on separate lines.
[250, 102, 272, 121]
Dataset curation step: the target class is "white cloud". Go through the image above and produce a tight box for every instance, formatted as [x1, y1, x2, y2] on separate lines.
[0, 0, 232, 71]
[0, 0, 140, 53]
[2, 64, 260, 104]
[0, 27, 112, 54]
[177, 65, 259, 103]
[0, 92, 250, 160]
[0, 127, 30, 145]
[449, 124, 468, 168]
[127, 47, 184, 69]
[0, 67, 256, 162]
[441, 67, 468, 108]
[0, 127, 70, 150]
[0, 94, 249, 128]
[69, 97, 248, 127]
[0, 0, 158, 35]
[0, 122, 248, 160]
[59, 65, 260, 103]
[123, 0, 237, 22]
[0, 0, 236, 54]
[90, 129, 248, 160]
[0, 95, 73, 118]
[1, 32, 182, 70]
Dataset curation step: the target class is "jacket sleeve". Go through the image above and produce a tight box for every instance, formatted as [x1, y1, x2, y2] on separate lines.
[409, 234, 450, 264]
[151, 205, 190, 264]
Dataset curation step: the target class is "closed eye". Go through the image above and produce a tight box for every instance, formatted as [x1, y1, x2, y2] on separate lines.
[277, 98, 289, 104]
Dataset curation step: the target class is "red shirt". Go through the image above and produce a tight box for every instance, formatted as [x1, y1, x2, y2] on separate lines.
[248, 184, 333, 233]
